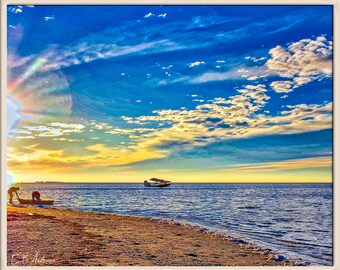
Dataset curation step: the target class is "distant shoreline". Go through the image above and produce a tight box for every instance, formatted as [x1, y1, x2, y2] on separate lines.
[13, 182, 332, 185]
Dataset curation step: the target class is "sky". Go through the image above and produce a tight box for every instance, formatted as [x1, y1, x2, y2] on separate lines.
[6, 5, 333, 183]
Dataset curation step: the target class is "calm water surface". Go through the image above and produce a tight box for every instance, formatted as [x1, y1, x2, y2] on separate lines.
[16, 183, 332, 265]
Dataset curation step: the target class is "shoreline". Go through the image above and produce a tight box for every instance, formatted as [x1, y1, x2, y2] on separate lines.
[7, 205, 310, 266]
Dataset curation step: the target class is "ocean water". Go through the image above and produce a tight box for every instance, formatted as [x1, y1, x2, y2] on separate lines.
[14, 183, 332, 265]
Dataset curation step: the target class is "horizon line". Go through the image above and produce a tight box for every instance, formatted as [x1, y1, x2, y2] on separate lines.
[12, 181, 333, 184]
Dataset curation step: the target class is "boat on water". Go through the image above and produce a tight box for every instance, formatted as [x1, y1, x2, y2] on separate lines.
[17, 198, 54, 205]
[144, 178, 171, 188]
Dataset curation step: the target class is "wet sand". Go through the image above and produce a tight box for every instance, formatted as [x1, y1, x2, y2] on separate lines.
[7, 205, 290, 266]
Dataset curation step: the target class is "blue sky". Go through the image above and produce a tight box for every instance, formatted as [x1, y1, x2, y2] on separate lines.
[7, 5, 333, 182]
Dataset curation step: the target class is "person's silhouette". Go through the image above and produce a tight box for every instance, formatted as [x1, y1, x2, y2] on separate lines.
[32, 191, 41, 203]
[8, 187, 20, 204]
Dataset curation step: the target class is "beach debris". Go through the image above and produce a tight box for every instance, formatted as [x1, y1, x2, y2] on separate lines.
[293, 261, 311, 266]
[245, 244, 253, 250]
[261, 249, 271, 255]
[232, 239, 248, 244]
[185, 253, 198, 257]
[276, 255, 287, 261]
[267, 254, 287, 262]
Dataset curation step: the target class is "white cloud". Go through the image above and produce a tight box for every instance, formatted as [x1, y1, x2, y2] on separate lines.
[43, 15, 55, 21]
[189, 61, 205, 67]
[266, 36, 332, 86]
[158, 13, 167, 18]
[13, 122, 85, 139]
[12, 129, 32, 135]
[216, 60, 225, 63]
[293, 76, 313, 86]
[8, 6, 23, 13]
[105, 127, 156, 136]
[264, 36, 333, 96]
[53, 138, 81, 142]
[14, 136, 35, 139]
[162, 65, 173, 70]
[193, 99, 205, 103]
[119, 81, 331, 157]
[50, 122, 85, 130]
[144, 12, 155, 18]
[270, 81, 294, 93]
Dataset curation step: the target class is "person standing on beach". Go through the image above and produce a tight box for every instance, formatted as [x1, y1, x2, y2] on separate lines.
[8, 187, 20, 204]
[32, 191, 41, 203]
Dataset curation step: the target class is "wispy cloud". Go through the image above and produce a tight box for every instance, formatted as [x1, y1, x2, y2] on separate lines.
[245, 56, 267, 63]
[38, 39, 184, 72]
[12, 122, 85, 139]
[224, 156, 331, 173]
[43, 15, 55, 21]
[186, 66, 270, 84]
[10, 13, 317, 77]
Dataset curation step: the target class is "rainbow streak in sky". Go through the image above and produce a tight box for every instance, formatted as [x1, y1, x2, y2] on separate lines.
[8, 56, 73, 117]
[8, 58, 47, 93]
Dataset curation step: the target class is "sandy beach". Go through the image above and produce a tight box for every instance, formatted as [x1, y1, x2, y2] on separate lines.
[6, 205, 293, 266]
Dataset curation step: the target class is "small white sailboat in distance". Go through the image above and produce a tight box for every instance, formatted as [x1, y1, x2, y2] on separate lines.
[144, 178, 171, 188]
